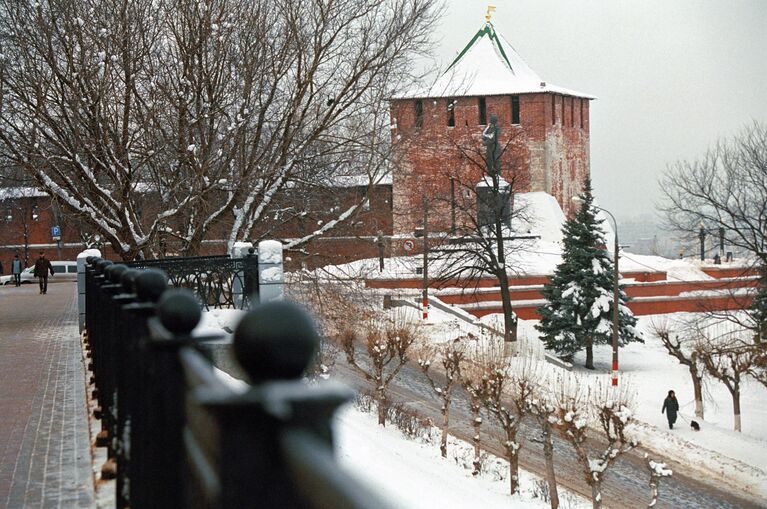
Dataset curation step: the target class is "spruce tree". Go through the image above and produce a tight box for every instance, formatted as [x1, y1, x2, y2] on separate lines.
[536, 180, 642, 368]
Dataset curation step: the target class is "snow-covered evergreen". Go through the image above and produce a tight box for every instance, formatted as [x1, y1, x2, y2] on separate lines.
[536, 180, 642, 368]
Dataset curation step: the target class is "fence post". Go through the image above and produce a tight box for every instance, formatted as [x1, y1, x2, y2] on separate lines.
[145, 285, 223, 508]
[230, 241, 253, 308]
[77, 248, 101, 333]
[258, 240, 284, 303]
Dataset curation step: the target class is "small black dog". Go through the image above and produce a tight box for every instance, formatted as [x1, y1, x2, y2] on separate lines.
[690, 420, 701, 431]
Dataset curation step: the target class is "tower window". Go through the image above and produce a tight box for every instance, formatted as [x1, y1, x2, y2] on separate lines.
[478, 97, 486, 125]
[4, 208, 11, 222]
[511, 95, 520, 125]
[580, 99, 584, 128]
[447, 99, 455, 127]
[414, 100, 423, 128]
[570, 98, 574, 127]
[31, 204, 39, 221]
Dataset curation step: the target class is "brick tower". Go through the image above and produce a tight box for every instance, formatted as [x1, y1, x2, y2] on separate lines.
[390, 19, 594, 236]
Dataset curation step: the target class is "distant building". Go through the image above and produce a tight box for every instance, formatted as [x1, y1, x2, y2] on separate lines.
[389, 20, 594, 235]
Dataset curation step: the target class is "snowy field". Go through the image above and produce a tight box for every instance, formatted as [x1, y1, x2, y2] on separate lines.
[466, 310, 766, 499]
[567, 314, 767, 496]
[335, 406, 589, 509]
[198, 300, 767, 503]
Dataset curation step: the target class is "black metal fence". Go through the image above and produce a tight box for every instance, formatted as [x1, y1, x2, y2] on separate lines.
[84, 256, 390, 509]
[126, 253, 259, 310]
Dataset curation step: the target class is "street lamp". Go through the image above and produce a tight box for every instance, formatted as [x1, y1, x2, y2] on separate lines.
[572, 196, 620, 386]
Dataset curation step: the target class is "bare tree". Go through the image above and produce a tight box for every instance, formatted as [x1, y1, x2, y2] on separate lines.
[417, 337, 466, 458]
[340, 309, 421, 426]
[553, 377, 638, 509]
[660, 121, 767, 270]
[0, 0, 441, 259]
[432, 124, 535, 348]
[694, 333, 753, 432]
[460, 346, 492, 476]
[650, 320, 706, 418]
[480, 354, 536, 495]
[527, 378, 561, 509]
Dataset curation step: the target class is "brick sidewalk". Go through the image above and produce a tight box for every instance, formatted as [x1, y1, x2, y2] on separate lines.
[0, 282, 95, 508]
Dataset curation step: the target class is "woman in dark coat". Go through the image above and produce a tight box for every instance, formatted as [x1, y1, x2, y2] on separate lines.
[662, 390, 679, 429]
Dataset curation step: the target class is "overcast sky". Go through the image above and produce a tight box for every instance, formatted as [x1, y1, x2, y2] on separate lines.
[432, 0, 767, 222]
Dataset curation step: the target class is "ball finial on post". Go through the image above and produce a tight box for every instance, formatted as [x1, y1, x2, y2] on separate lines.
[135, 269, 169, 303]
[106, 264, 128, 284]
[121, 269, 140, 294]
[157, 289, 201, 335]
[95, 259, 113, 274]
[234, 301, 318, 384]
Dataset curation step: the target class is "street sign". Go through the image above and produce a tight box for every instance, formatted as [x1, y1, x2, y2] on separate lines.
[403, 240, 414, 252]
[51, 225, 61, 241]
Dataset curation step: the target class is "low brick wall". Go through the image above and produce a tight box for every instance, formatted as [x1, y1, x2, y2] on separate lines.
[468, 292, 755, 320]
[365, 270, 665, 290]
[701, 266, 759, 279]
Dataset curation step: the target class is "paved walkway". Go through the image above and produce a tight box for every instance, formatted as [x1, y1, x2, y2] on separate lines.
[0, 281, 94, 508]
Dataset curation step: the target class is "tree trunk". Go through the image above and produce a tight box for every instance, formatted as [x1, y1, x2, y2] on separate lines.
[471, 401, 482, 476]
[377, 387, 387, 426]
[732, 389, 741, 432]
[585, 335, 594, 369]
[509, 450, 519, 495]
[498, 271, 517, 348]
[542, 423, 559, 509]
[691, 372, 704, 419]
[440, 402, 449, 458]
[648, 477, 659, 508]
[591, 481, 603, 509]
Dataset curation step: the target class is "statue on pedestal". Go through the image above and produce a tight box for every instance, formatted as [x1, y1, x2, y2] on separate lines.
[482, 114, 501, 178]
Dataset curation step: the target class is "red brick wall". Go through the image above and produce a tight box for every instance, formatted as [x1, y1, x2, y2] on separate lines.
[390, 93, 591, 235]
[470, 293, 756, 320]
[701, 266, 760, 279]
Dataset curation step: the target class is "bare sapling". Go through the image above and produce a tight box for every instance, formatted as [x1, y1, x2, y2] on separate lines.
[527, 377, 560, 509]
[341, 309, 421, 426]
[418, 338, 467, 457]
[644, 453, 672, 508]
[651, 320, 706, 418]
[460, 351, 491, 476]
[553, 376, 638, 509]
[481, 354, 535, 495]
[694, 338, 751, 432]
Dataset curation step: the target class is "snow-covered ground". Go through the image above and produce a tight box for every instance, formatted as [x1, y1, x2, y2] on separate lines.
[335, 405, 589, 509]
[568, 314, 767, 496]
[469, 310, 767, 499]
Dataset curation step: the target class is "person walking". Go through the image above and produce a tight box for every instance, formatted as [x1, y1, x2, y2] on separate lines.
[662, 390, 679, 430]
[33, 251, 54, 294]
[11, 254, 23, 287]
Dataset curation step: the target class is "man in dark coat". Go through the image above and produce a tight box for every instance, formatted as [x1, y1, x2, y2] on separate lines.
[662, 390, 679, 429]
[33, 251, 54, 294]
[11, 254, 23, 287]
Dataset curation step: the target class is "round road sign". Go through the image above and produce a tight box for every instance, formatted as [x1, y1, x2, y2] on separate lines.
[403, 240, 415, 252]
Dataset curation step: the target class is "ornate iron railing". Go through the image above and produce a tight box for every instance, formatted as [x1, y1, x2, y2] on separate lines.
[83, 256, 391, 509]
[126, 255, 258, 310]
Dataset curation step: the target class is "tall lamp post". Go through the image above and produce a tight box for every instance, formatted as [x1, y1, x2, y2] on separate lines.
[573, 196, 620, 386]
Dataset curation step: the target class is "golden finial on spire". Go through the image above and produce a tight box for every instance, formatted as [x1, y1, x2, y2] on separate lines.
[485, 5, 496, 22]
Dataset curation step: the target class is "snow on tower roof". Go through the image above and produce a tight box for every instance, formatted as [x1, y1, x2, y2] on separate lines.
[396, 22, 595, 100]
